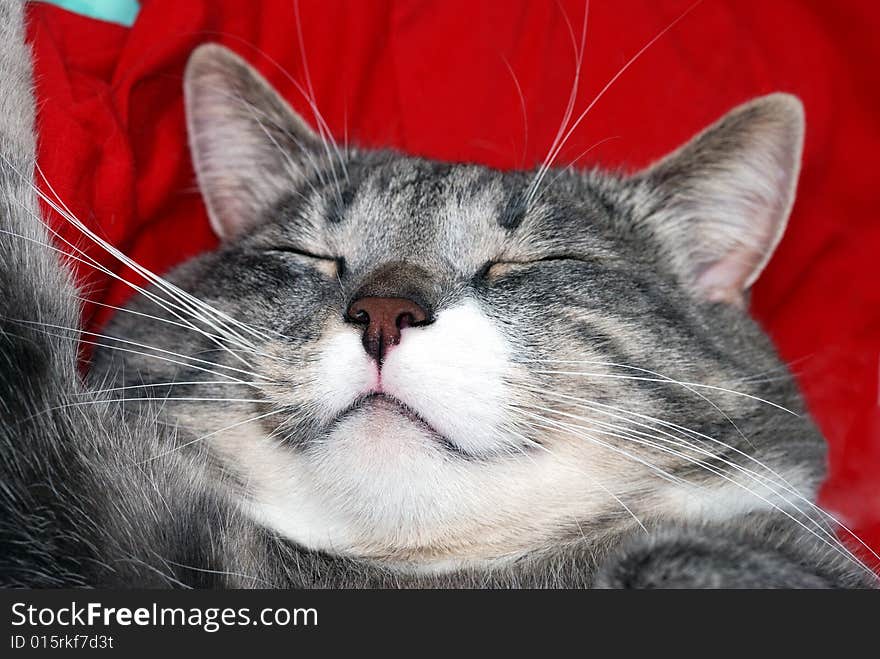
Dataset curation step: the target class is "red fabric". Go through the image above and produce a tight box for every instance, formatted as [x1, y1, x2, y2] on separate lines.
[25, 1, 880, 560]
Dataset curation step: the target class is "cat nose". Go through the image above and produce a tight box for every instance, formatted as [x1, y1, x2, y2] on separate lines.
[345, 296, 431, 363]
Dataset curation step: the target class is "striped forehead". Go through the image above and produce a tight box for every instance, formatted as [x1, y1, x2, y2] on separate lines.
[329, 159, 515, 269]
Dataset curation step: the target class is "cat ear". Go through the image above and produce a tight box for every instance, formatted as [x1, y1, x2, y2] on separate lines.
[638, 93, 804, 306]
[184, 43, 322, 241]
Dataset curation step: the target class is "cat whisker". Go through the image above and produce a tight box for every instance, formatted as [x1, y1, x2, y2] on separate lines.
[517, 386, 879, 571]
[44, 396, 267, 413]
[236, 91, 321, 187]
[190, 345, 293, 367]
[292, 0, 349, 192]
[526, 0, 703, 207]
[545, 135, 621, 187]
[522, 385, 880, 568]
[158, 556, 274, 588]
[518, 401, 716, 477]
[22, 328, 255, 386]
[527, 395, 805, 510]
[181, 29, 349, 200]
[500, 54, 529, 169]
[114, 555, 192, 589]
[18, 361, 265, 424]
[523, 0, 589, 209]
[8, 318, 271, 382]
[140, 407, 288, 464]
[77, 380, 261, 397]
[514, 407, 684, 485]
[519, 356, 759, 447]
[34, 163, 280, 350]
[517, 411, 686, 534]
[74, 380, 260, 396]
[501, 404, 649, 534]
[528, 366, 799, 416]
[515, 401, 875, 575]
[73, 297, 288, 365]
[5, 177, 266, 363]
[225, 91, 330, 202]
[732, 353, 816, 384]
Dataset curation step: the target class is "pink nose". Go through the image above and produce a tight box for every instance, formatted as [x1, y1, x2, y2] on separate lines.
[345, 296, 430, 363]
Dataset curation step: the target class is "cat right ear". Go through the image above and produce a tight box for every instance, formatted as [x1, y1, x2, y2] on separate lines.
[184, 43, 322, 241]
[636, 94, 804, 307]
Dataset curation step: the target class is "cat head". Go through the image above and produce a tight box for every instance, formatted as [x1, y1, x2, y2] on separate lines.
[99, 43, 818, 566]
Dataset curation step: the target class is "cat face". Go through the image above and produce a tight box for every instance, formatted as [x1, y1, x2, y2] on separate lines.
[95, 44, 818, 566]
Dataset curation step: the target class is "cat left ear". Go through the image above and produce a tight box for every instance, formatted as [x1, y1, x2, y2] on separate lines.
[638, 94, 804, 307]
[184, 43, 323, 241]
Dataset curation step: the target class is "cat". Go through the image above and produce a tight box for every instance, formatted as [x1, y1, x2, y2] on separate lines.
[1, 0, 876, 587]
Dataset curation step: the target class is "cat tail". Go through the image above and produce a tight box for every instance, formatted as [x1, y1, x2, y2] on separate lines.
[0, 1, 206, 588]
[0, 0, 101, 587]
[0, 0, 82, 389]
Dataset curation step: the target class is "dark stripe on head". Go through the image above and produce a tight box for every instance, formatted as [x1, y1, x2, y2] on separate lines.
[499, 190, 528, 230]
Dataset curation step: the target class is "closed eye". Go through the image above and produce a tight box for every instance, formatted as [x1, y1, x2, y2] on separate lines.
[478, 255, 586, 280]
[267, 247, 344, 277]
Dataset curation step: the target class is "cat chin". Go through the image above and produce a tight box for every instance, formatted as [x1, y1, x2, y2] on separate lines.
[232, 407, 623, 563]
[230, 407, 463, 557]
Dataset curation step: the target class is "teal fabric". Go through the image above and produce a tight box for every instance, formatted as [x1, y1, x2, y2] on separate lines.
[38, 0, 139, 27]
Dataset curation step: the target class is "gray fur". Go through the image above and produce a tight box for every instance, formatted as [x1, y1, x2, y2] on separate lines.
[0, 9, 876, 587]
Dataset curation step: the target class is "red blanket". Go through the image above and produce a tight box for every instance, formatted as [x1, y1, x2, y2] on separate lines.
[25, 0, 880, 559]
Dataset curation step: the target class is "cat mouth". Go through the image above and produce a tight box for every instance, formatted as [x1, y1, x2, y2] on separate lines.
[341, 393, 462, 452]
[356, 392, 436, 430]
